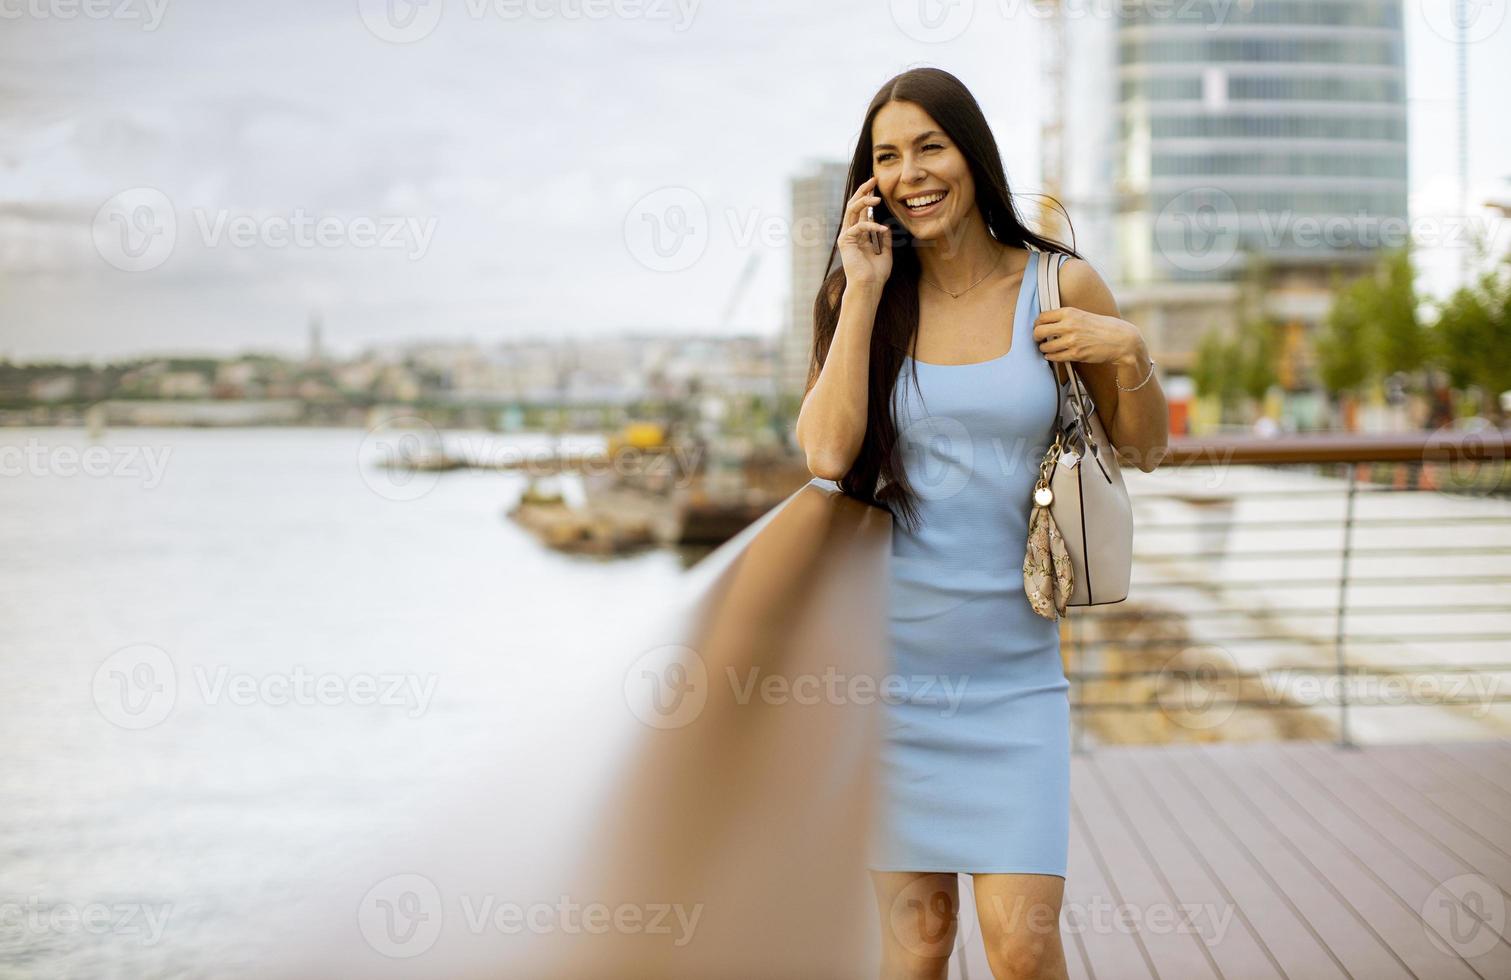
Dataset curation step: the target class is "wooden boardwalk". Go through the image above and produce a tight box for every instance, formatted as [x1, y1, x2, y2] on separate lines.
[948, 738, 1511, 980]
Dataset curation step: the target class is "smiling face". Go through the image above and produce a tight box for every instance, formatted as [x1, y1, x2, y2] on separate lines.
[870, 99, 975, 243]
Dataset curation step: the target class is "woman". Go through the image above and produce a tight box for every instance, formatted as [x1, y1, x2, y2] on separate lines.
[794, 68, 1167, 980]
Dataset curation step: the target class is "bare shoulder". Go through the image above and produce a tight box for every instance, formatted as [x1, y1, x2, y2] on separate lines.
[1056, 256, 1120, 316]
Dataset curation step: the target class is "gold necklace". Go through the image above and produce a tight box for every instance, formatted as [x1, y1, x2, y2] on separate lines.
[920, 246, 1006, 299]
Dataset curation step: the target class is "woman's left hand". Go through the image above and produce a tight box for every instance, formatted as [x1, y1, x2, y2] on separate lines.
[1032, 307, 1142, 366]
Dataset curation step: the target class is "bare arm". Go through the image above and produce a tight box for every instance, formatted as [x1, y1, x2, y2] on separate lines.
[794, 175, 894, 481]
[795, 279, 883, 480]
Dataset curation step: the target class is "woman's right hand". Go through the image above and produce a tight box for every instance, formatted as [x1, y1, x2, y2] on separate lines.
[837, 175, 892, 288]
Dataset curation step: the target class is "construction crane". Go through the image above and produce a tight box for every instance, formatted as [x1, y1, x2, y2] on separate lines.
[717, 252, 763, 333]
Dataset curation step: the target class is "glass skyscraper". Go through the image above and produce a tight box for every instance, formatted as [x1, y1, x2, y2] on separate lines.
[1116, 0, 1409, 285]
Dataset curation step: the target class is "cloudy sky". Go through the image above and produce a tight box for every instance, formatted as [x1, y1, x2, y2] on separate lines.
[0, 0, 1507, 362]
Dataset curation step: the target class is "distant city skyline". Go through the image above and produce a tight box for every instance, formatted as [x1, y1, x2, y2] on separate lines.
[1, 0, 1507, 362]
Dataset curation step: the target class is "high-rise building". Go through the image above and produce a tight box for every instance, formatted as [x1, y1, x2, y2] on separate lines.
[307, 311, 325, 367]
[782, 160, 850, 403]
[1061, 0, 1409, 378]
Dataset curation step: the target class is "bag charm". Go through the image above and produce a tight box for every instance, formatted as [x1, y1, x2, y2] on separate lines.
[1024, 432, 1074, 620]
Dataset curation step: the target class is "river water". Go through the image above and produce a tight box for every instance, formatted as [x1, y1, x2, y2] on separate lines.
[0, 426, 694, 978]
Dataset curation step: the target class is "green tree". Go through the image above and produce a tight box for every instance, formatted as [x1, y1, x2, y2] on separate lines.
[1192, 253, 1282, 423]
[1316, 247, 1429, 393]
[1316, 266, 1375, 395]
[1371, 248, 1429, 380]
[1432, 256, 1511, 424]
[1237, 316, 1279, 404]
[1192, 326, 1243, 422]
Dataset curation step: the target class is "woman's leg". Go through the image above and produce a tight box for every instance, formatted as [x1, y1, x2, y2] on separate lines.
[971, 872, 1069, 980]
[870, 870, 960, 980]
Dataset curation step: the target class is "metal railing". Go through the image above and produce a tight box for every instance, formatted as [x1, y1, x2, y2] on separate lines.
[1066, 428, 1511, 750]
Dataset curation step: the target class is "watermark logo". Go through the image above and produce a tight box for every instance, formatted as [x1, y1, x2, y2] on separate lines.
[356, 0, 445, 43]
[1154, 186, 1239, 274]
[1421, 0, 1506, 43]
[885, 872, 969, 961]
[1155, 645, 1240, 730]
[92, 643, 177, 730]
[624, 647, 972, 729]
[93, 188, 176, 273]
[889, 0, 976, 42]
[894, 413, 976, 501]
[624, 187, 708, 273]
[359, 417, 446, 502]
[1425, 417, 1509, 497]
[1421, 873, 1507, 959]
[624, 643, 709, 729]
[358, 873, 445, 958]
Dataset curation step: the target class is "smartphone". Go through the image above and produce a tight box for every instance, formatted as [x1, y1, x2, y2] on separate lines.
[864, 204, 883, 254]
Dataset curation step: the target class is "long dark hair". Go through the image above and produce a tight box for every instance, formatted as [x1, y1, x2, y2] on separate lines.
[805, 67, 1080, 533]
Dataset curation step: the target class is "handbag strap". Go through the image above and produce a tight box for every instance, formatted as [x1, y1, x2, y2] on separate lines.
[1032, 247, 1102, 457]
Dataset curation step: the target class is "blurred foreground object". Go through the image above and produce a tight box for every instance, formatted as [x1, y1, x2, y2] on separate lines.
[281, 478, 892, 978]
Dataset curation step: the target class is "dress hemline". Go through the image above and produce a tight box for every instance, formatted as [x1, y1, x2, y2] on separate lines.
[866, 865, 1067, 879]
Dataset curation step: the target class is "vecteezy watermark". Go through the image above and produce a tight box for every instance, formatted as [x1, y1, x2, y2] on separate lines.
[357, 873, 444, 958]
[92, 187, 438, 272]
[92, 643, 177, 730]
[92, 188, 176, 273]
[623, 187, 708, 273]
[883, 872, 969, 961]
[356, 873, 703, 958]
[1154, 187, 1240, 274]
[890, 0, 1247, 43]
[1251, 211, 1503, 253]
[0, 898, 176, 946]
[623, 643, 709, 729]
[725, 665, 970, 716]
[887, 0, 978, 44]
[359, 417, 447, 502]
[892, 420, 1066, 504]
[356, 0, 702, 44]
[1268, 669, 1503, 718]
[1154, 192, 1505, 275]
[976, 892, 1238, 944]
[91, 644, 440, 730]
[0, 0, 170, 30]
[0, 438, 171, 488]
[1420, 0, 1507, 44]
[626, 190, 979, 274]
[1424, 417, 1510, 496]
[882, 882, 1239, 962]
[1420, 873, 1507, 960]
[623, 645, 971, 729]
[628, 185, 1051, 273]
[1059, 894, 1237, 943]
[1153, 647, 1506, 730]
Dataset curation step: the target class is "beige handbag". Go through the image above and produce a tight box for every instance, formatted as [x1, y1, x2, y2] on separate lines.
[1022, 249, 1134, 619]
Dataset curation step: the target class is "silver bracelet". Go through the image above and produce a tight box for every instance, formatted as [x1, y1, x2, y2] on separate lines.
[1115, 355, 1156, 391]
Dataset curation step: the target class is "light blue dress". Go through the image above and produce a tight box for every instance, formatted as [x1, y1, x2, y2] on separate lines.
[867, 248, 1071, 877]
